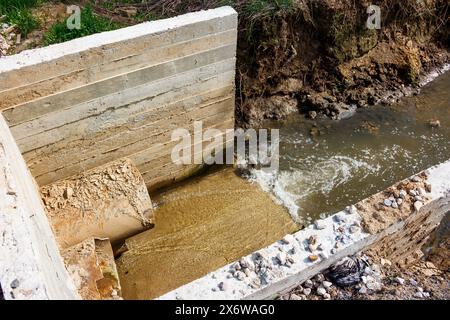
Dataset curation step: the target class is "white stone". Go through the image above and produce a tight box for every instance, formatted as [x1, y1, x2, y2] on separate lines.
[277, 252, 287, 265]
[281, 234, 295, 244]
[322, 281, 332, 289]
[395, 277, 405, 285]
[304, 279, 313, 288]
[314, 219, 327, 230]
[316, 287, 326, 296]
[399, 190, 407, 198]
[414, 201, 423, 212]
[290, 293, 302, 300]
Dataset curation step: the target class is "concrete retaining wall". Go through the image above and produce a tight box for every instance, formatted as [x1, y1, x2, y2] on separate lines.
[159, 160, 450, 300]
[0, 114, 79, 300]
[0, 6, 237, 188]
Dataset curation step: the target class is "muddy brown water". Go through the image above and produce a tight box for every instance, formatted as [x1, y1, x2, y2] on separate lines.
[116, 167, 297, 299]
[256, 70, 450, 224]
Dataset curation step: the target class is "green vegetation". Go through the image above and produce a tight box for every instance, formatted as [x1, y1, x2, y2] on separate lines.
[242, 0, 294, 16]
[43, 5, 120, 45]
[0, 0, 40, 36]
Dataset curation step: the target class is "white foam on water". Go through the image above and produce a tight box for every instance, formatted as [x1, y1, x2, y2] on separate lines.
[248, 154, 381, 223]
[420, 63, 450, 87]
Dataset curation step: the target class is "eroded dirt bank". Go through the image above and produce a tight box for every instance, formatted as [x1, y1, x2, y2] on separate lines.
[2, 1, 449, 127]
[235, 0, 450, 126]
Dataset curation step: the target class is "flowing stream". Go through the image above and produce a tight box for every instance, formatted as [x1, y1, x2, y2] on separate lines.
[252, 69, 450, 224]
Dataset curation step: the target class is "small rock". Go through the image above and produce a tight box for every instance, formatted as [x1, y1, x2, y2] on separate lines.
[359, 286, 368, 294]
[414, 292, 423, 299]
[290, 293, 302, 300]
[391, 201, 398, 209]
[232, 262, 241, 271]
[10, 279, 19, 289]
[396, 198, 403, 205]
[316, 287, 326, 296]
[409, 189, 418, 196]
[417, 287, 423, 292]
[399, 190, 407, 199]
[308, 243, 318, 252]
[240, 257, 254, 270]
[345, 205, 358, 215]
[322, 281, 332, 289]
[315, 219, 327, 230]
[315, 274, 325, 282]
[422, 292, 430, 298]
[380, 258, 392, 267]
[412, 176, 422, 183]
[308, 111, 317, 120]
[218, 282, 228, 291]
[414, 201, 423, 212]
[409, 279, 418, 286]
[234, 271, 245, 281]
[323, 293, 331, 300]
[334, 213, 347, 223]
[308, 254, 319, 262]
[418, 187, 427, 196]
[308, 235, 317, 245]
[350, 225, 360, 233]
[304, 279, 314, 288]
[383, 199, 392, 207]
[428, 120, 440, 128]
[277, 252, 287, 265]
[414, 195, 423, 202]
[303, 288, 311, 296]
[281, 234, 295, 244]
[395, 277, 405, 285]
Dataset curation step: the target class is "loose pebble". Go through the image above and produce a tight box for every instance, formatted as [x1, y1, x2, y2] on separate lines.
[316, 287, 326, 296]
[414, 201, 423, 212]
[399, 190, 407, 198]
[218, 282, 228, 291]
[281, 234, 295, 244]
[314, 219, 327, 230]
[304, 280, 313, 288]
[290, 293, 302, 300]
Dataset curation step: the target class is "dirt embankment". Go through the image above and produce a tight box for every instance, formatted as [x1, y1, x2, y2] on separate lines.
[236, 0, 450, 126]
[2, 1, 449, 126]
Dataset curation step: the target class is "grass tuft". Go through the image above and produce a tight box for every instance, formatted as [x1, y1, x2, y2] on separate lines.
[0, 0, 40, 37]
[43, 5, 120, 45]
